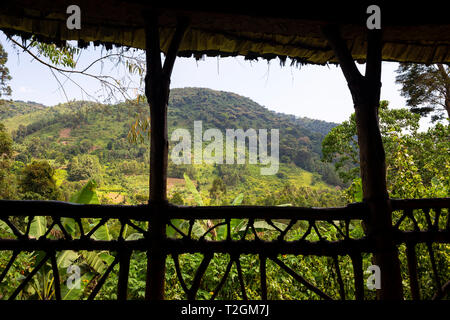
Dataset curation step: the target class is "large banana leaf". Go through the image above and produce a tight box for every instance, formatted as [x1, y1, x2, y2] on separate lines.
[183, 173, 203, 206]
[191, 221, 208, 238]
[57, 250, 79, 269]
[69, 180, 100, 204]
[237, 220, 287, 233]
[29, 216, 47, 238]
[92, 224, 111, 241]
[60, 217, 76, 234]
[0, 219, 13, 235]
[169, 174, 208, 238]
[166, 219, 183, 238]
[80, 250, 112, 274]
[98, 252, 115, 265]
[126, 232, 144, 240]
[231, 193, 244, 205]
[166, 219, 205, 238]
[242, 220, 276, 231]
[61, 272, 94, 300]
[69, 180, 110, 241]
[216, 193, 244, 240]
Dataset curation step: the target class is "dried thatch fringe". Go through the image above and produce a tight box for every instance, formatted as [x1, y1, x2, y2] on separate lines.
[1, 17, 449, 65]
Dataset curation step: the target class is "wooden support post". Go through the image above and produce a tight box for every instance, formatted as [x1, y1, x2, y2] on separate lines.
[406, 242, 420, 300]
[144, 12, 188, 300]
[117, 248, 131, 300]
[322, 26, 403, 300]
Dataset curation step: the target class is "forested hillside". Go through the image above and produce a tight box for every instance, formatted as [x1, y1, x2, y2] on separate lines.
[4, 88, 342, 183]
[0, 87, 344, 206]
[0, 100, 46, 120]
[0, 89, 448, 301]
[168, 88, 338, 175]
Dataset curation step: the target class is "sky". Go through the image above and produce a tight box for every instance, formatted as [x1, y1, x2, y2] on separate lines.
[1, 32, 424, 126]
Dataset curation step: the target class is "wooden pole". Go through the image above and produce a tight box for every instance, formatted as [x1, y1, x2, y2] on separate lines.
[117, 248, 131, 300]
[322, 26, 403, 300]
[144, 12, 188, 300]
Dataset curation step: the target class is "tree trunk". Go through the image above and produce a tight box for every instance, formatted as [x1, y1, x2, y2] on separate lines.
[437, 64, 450, 119]
[323, 26, 403, 299]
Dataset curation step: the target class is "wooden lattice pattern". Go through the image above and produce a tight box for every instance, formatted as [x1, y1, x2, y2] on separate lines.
[0, 199, 448, 300]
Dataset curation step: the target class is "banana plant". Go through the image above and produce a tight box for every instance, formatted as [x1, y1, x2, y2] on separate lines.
[170, 173, 286, 241]
[2, 180, 115, 300]
[57, 180, 114, 299]
[166, 174, 207, 239]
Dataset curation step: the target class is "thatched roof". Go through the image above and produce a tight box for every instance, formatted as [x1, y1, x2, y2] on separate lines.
[1, 1, 449, 65]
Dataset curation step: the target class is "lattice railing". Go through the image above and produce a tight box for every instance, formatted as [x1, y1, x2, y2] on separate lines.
[0, 198, 448, 300]
[391, 198, 450, 300]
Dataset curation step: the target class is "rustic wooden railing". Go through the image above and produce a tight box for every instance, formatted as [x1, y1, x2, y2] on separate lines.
[391, 198, 450, 300]
[0, 198, 448, 300]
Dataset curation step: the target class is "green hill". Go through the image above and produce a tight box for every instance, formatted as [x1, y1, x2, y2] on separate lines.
[0, 87, 344, 205]
[0, 100, 47, 120]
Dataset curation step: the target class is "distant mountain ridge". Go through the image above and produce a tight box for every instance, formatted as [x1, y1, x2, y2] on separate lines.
[1, 87, 342, 185]
[0, 100, 46, 120]
[167, 88, 340, 184]
[169, 88, 337, 136]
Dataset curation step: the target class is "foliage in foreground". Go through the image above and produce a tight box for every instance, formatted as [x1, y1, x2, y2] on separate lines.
[0, 99, 448, 300]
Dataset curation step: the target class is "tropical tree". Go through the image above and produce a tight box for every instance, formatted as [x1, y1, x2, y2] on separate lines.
[0, 42, 11, 97]
[321, 113, 359, 184]
[208, 177, 227, 204]
[396, 63, 450, 121]
[0, 123, 12, 157]
[322, 101, 421, 184]
[6, 35, 145, 103]
[19, 160, 62, 200]
[67, 154, 102, 182]
[0, 122, 16, 198]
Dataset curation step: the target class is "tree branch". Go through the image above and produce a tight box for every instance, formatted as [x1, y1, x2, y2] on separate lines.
[48, 67, 69, 102]
[162, 17, 189, 78]
[365, 29, 382, 85]
[321, 25, 363, 85]
[7, 35, 143, 102]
